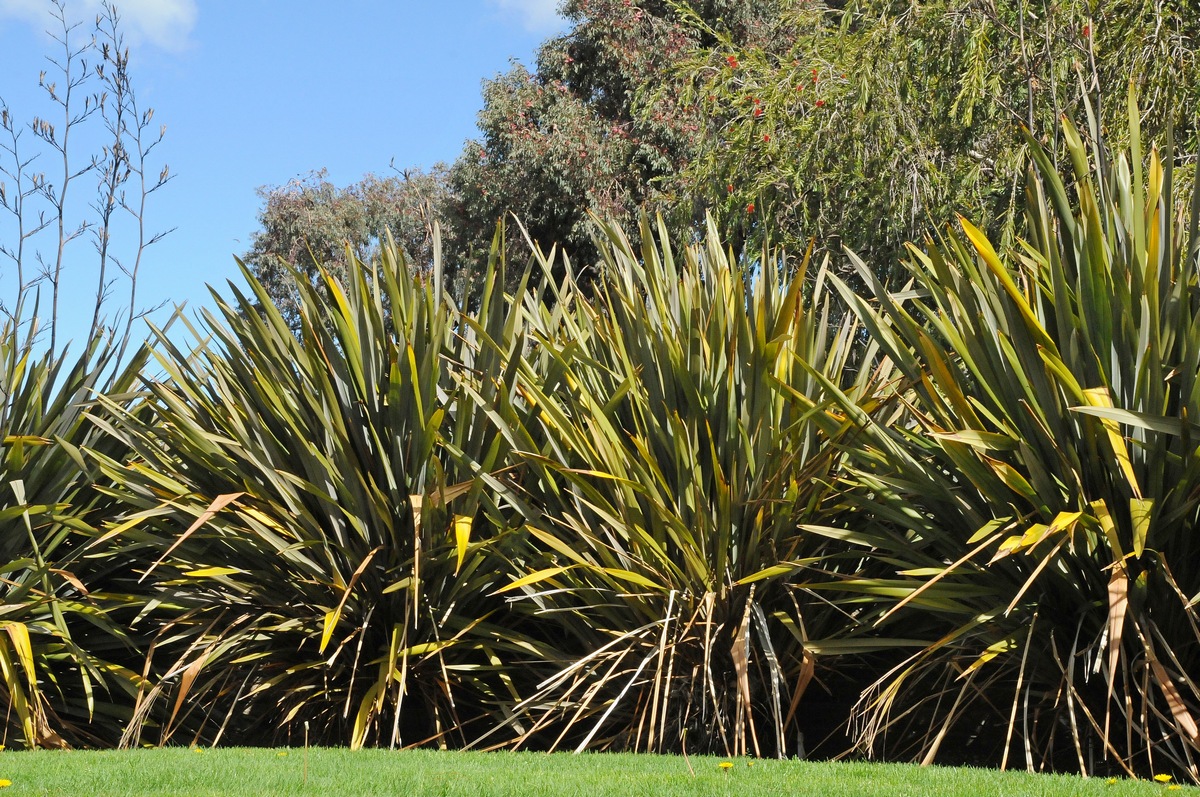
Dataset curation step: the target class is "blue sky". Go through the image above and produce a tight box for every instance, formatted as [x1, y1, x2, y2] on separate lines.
[0, 0, 566, 352]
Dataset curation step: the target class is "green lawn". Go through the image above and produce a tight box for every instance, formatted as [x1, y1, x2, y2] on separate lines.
[0, 748, 1193, 797]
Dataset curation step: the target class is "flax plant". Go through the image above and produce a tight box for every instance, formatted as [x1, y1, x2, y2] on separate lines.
[0, 322, 150, 748]
[472, 216, 897, 757]
[89, 234, 546, 749]
[829, 91, 1200, 778]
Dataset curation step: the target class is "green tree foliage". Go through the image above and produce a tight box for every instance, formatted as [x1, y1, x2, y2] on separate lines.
[244, 3, 790, 306]
[444, 0, 789, 290]
[243, 167, 447, 326]
[665, 0, 1199, 272]
[245, 1, 1198, 305]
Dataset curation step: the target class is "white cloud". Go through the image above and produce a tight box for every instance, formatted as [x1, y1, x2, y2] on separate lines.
[490, 0, 564, 33]
[0, 0, 196, 52]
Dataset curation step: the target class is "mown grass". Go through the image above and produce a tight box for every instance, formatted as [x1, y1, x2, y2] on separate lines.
[0, 749, 1194, 797]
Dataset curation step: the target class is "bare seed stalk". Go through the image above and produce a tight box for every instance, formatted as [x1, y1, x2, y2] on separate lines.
[0, 1, 170, 353]
[35, 0, 99, 352]
[95, 2, 174, 362]
[0, 102, 53, 326]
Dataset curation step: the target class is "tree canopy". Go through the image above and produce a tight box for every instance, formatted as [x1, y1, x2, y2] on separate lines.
[246, 0, 1200, 303]
[664, 0, 1199, 271]
[243, 167, 446, 327]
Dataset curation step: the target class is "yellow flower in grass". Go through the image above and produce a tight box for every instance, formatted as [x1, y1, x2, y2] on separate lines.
[1155, 774, 1173, 783]
[0, 779, 11, 788]
[1106, 778, 1118, 785]
[277, 751, 289, 757]
[718, 762, 734, 770]
[1168, 786, 1181, 791]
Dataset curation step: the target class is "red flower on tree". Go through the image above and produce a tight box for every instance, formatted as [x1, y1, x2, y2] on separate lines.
[746, 202, 755, 214]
